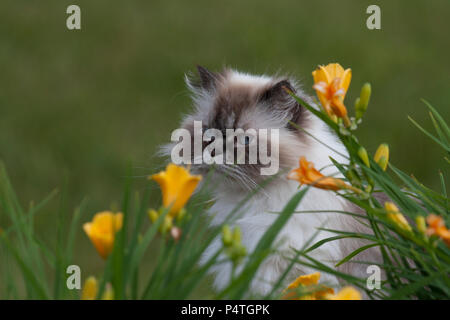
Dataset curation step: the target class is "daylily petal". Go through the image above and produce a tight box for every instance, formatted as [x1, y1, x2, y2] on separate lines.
[340, 68, 352, 98]
[287, 272, 320, 289]
[312, 66, 331, 84]
[326, 286, 361, 300]
[288, 157, 352, 192]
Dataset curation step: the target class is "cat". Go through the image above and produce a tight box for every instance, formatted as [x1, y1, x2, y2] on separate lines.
[161, 66, 382, 297]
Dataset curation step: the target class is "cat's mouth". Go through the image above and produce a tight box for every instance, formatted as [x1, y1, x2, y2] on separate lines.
[191, 163, 265, 191]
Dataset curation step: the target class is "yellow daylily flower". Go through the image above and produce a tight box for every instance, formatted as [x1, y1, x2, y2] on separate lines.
[287, 157, 361, 193]
[384, 202, 412, 232]
[325, 286, 362, 300]
[283, 272, 334, 300]
[286, 272, 321, 289]
[83, 211, 123, 259]
[150, 163, 202, 217]
[81, 276, 98, 300]
[312, 63, 352, 125]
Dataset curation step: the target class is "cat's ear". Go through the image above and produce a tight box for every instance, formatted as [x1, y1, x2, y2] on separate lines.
[260, 79, 295, 102]
[185, 65, 219, 92]
[260, 79, 304, 130]
[197, 65, 217, 90]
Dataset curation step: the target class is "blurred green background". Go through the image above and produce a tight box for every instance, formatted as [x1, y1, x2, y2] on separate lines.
[0, 0, 449, 294]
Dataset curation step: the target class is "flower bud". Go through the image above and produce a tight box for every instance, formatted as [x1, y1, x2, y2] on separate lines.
[385, 202, 412, 232]
[101, 283, 114, 300]
[374, 144, 389, 171]
[384, 202, 399, 213]
[229, 244, 247, 264]
[232, 227, 242, 245]
[176, 208, 187, 223]
[222, 225, 233, 247]
[357, 147, 370, 168]
[148, 209, 159, 223]
[415, 216, 427, 235]
[161, 215, 173, 234]
[355, 83, 371, 119]
[170, 226, 182, 241]
[81, 276, 98, 300]
[377, 156, 388, 171]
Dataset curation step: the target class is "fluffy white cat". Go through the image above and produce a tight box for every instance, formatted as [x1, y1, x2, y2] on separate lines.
[163, 66, 382, 296]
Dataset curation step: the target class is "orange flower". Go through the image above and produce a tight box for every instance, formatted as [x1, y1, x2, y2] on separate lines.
[150, 163, 202, 217]
[83, 211, 123, 259]
[325, 286, 362, 300]
[283, 272, 334, 300]
[426, 214, 450, 247]
[287, 157, 357, 192]
[312, 63, 352, 124]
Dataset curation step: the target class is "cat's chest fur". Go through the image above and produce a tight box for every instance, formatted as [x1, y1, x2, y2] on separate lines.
[201, 180, 355, 296]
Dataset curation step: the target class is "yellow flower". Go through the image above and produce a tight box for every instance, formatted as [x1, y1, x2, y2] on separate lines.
[150, 163, 202, 217]
[283, 272, 334, 300]
[286, 272, 321, 289]
[81, 276, 98, 300]
[83, 211, 123, 259]
[287, 157, 359, 193]
[312, 63, 352, 124]
[374, 143, 389, 171]
[325, 286, 362, 300]
[426, 214, 450, 247]
[384, 202, 412, 232]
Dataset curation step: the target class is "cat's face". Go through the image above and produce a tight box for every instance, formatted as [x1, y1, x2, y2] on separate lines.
[165, 66, 336, 191]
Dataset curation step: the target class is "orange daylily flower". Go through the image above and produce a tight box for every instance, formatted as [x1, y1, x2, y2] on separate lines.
[287, 156, 358, 192]
[312, 63, 352, 123]
[150, 163, 202, 217]
[83, 211, 123, 259]
[426, 214, 450, 247]
[283, 272, 334, 300]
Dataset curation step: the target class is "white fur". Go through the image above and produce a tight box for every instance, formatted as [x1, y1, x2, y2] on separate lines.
[199, 117, 351, 296]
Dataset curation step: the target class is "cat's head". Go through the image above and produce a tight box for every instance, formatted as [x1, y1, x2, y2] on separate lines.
[162, 66, 345, 191]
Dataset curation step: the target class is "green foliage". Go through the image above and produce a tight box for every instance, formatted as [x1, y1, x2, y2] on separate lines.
[287, 95, 450, 300]
[1, 99, 448, 299]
